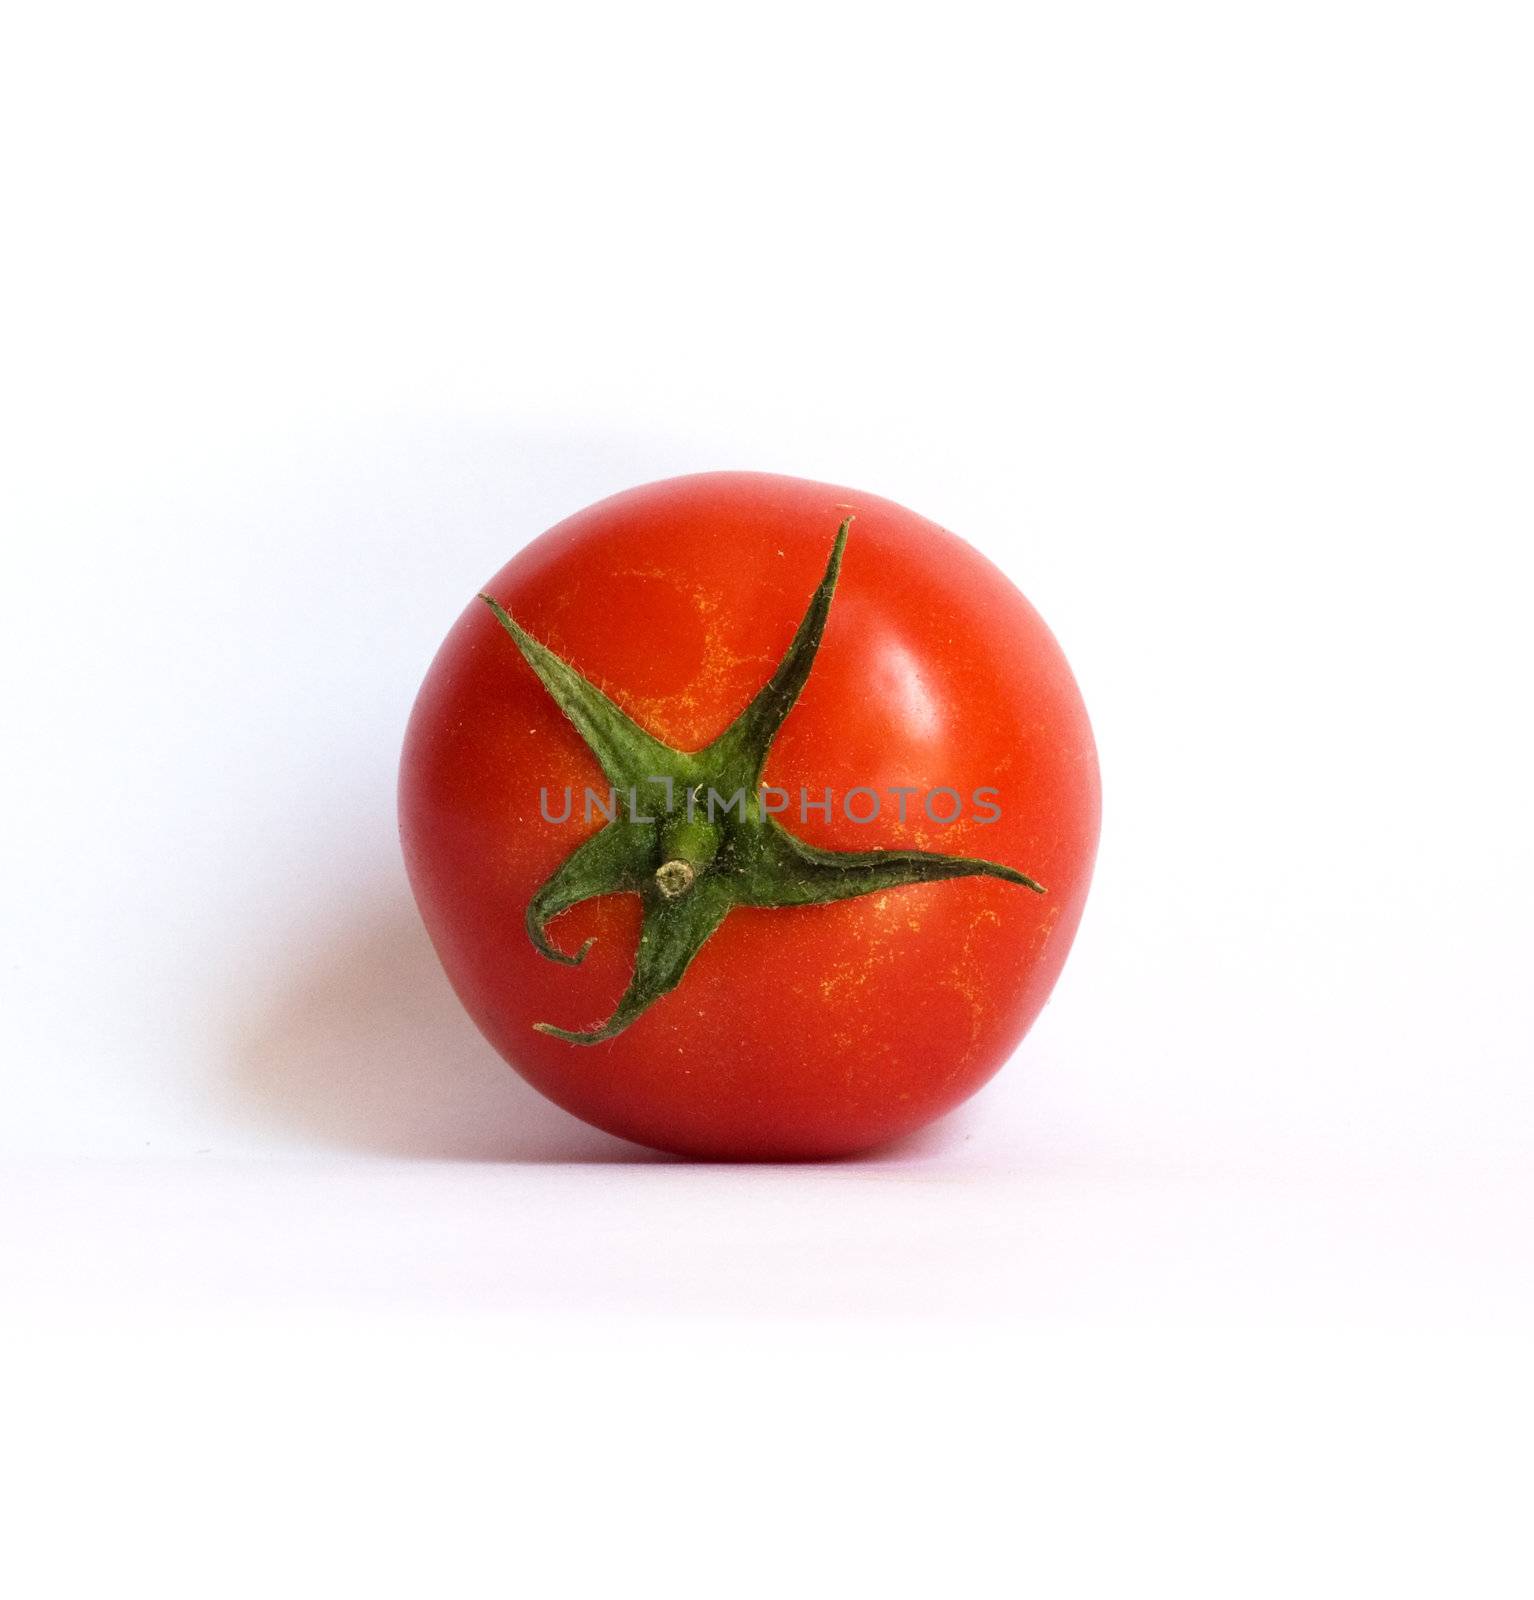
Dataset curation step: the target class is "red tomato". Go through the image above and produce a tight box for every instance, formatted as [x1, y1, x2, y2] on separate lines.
[400, 472, 1099, 1159]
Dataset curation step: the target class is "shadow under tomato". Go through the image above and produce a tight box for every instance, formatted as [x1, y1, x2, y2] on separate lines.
[228, 887, 676, 1164]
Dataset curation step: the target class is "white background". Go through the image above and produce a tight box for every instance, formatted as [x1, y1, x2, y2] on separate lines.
[3, 3, 1531, 1594]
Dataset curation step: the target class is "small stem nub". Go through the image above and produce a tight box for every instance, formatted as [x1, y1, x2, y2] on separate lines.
[655, 860, 696, 901]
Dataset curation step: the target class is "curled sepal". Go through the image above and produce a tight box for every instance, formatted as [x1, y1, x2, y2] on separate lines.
[705, 518, 850, 788]
[479, 593, 679, 786]
[525, 823, 650, 965]
[730, 819, 1045, 908]
[534, 877, 735, 1044]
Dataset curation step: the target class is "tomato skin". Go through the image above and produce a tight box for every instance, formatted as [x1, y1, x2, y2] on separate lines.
[400, 472, 1099, 1159]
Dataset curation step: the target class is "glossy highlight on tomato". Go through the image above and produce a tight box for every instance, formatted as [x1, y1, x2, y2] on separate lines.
[400, 472, 1100, 1159]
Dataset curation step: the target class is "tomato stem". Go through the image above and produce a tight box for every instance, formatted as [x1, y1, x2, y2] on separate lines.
[654, 861, 695, 900]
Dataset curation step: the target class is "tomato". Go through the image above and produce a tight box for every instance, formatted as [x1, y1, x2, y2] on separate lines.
[399, 472, 1099, 1159]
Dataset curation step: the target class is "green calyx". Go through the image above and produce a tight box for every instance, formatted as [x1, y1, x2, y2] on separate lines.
[479, 518, 1044, 1045]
